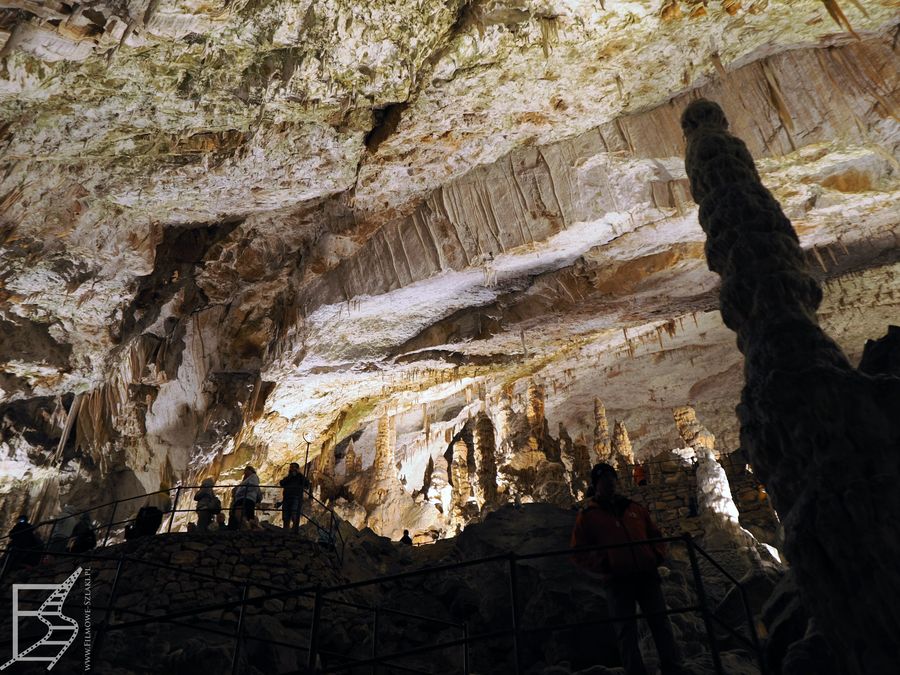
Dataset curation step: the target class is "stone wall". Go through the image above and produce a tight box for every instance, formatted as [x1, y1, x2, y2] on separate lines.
[618, 449, 779, 547]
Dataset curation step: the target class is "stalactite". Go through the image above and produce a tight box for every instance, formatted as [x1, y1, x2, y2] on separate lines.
[681, 98, 900, 673]
[592, 398, 611, 464]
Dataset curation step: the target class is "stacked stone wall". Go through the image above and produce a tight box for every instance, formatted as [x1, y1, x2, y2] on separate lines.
[617, 450, 779, 546]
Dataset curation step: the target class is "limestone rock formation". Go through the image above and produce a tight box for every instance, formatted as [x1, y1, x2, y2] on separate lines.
[610, 419, 634, 473]
[592, 398, 612, 464]
[682, 98, 900, 673]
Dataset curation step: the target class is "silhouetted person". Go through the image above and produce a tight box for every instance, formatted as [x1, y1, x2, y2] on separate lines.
[231, 466, 261, 529]
[279, 462, 308, 532]
[571, 463, 685, 675]
[5, 514, 44, 570]
[47, 505, 77, 554]
[68, 512, 96, 554]
[400, 529, 412, 545]
[633, 463, 647, 486]
[194, 478, 221, 532]
[126, 486, 172, 539]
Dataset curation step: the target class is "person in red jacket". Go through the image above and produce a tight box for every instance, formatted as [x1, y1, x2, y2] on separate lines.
[571, 462, 685, 675]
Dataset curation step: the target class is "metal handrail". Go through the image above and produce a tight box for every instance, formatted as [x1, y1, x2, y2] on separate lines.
[0, 480, 348, 569]
[2, 523, 766, 674]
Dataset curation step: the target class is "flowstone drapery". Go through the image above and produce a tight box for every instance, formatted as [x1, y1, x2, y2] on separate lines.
[681, 98, 900, 673]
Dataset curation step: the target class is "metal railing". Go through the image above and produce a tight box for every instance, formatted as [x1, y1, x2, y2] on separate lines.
[2, 533, 767, 674]
[0, 481, 347, 581]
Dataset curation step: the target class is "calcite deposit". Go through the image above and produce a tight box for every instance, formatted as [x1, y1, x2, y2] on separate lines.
[682, 98, 900, 673]
[0, 0, 898, 564]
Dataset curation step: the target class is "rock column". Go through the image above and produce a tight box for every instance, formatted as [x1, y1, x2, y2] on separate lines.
[610, 419, 634, 473]
[473, 413, 499, 506]
[373, 414, 396, 482]
[682, 98, 900, 673]
[674, 406, 744, 545]
[343, 439, 361, 478]
[592, 398, 612, 464]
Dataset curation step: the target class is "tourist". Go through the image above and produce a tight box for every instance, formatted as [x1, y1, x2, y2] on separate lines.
[400, 529, 413, 545]
[230, 465, 261, 529]
[68, 512, 96, 554]
[126, 485, 172, 539]
[278, 462, 307, 533]
[46, 505, 78, 554]
[4, 514, 44, 570]
[193, 477, 221, 531]
[571, 462, 685, 675]
[632, 463, 648, 486]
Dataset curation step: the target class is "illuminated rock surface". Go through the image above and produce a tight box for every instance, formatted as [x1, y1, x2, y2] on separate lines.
[0, 2, 898, 555]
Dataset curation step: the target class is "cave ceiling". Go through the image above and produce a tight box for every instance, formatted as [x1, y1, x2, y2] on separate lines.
[0, 1, 898, 497]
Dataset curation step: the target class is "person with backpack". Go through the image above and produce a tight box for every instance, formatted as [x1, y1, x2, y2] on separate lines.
[68, 512, 96, 554]
[194, 477, 221, 532]
[231, 466, 261, 529]
[571, 463, 686, 675]
[278, 462, 308, 533]
[125, 485, 172, 539]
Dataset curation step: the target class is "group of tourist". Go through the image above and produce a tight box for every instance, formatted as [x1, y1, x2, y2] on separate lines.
[2, 463, 312, 573]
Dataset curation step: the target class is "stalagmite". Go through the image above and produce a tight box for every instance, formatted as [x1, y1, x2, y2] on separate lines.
[559, 421, 590, 498]
[424, 455, 451, 514]
[592, 398, 612, 464]
[682, 98, 900, 673]
[343, 439, 362, 478]
[373, 414, 396, 482]
[610, 419, 634, 473]
[673, 406, 744, 545]
[473, 413, 499, 506]
[526, 381, 548, 455]
[450, 438, 472, 527]
[673, 405, 717, 456]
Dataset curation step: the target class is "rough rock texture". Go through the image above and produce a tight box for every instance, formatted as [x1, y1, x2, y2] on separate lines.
[0, 1, 898, 549]
[681, 98, 900, 673]
[1, 503, 772, 675]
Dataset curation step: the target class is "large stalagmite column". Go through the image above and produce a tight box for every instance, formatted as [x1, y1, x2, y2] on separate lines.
[373, 414, 396, 482]
[673, 406, 743, 543]
[592, 398, 612, 464]
[473, 413, 499, 506]
[343, 439, 361, 479]
[610, 419, 634, 472]
[682, 98, 900, 673]
[450, 438, 472, 526]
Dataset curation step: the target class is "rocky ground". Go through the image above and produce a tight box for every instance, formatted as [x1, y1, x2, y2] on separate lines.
[1, 502, 789, 674]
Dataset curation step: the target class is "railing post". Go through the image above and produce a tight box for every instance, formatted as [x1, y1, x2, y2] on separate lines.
[307, 585, 323, 670]
[102, 501, 118, 547]
[508, 553, 522, 675]
[462, 622, 470, 675]
[166, 486, 182, 533]
[684, 534, 724, 674]
[93, 549, 127, 664]
[231, 583, 250, 675]
[372, 605, 379, 675]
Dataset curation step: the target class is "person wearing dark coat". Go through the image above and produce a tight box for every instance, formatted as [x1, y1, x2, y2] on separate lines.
[279, 463, 308, 532]
[571, 463, 685, 675]
[400, 530, 413, 545]
[194, 478, 220, 532]
[5, 514, 44, 570]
